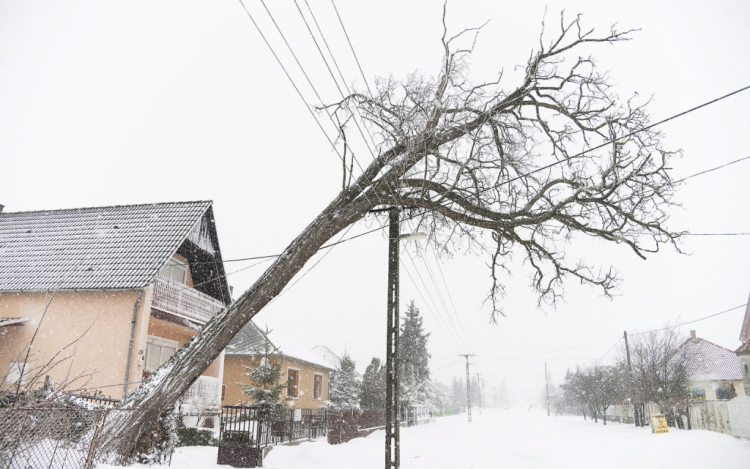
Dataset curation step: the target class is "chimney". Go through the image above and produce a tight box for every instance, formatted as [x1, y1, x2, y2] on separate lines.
[690, 330, 698, 343]
[0, 204, 4, 213]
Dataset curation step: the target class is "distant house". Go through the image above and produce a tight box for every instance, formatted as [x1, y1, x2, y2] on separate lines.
[222, 322, 334, 409]
[680, 330, 744, 401]
[0, 201, 231, 414]
[735, 296, 750, 396]
[309, 345, 362, 379]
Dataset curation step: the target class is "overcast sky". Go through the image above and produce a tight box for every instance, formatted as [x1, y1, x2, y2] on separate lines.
[2, 0, 749, 404]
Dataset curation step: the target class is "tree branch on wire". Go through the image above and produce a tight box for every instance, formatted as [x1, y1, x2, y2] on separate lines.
[107, 11, 682, 462]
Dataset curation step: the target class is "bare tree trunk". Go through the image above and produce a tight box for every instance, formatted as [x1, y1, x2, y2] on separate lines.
[106, 192, 374, 461]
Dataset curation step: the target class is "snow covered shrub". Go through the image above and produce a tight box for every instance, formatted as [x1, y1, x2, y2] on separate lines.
[176, 427, 218, 447]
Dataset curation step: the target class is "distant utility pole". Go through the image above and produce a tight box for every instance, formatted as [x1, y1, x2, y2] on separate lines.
[624, 330, 631, 369]
[545, 362, 550, 417]
[476, 373, 483, 416]
[461, 354, 474, 422]
[481, 378, 486, 414]
[624, 330, 639, 427]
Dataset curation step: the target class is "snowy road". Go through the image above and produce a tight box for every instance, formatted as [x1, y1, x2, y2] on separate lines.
[141, 409, 750, 469]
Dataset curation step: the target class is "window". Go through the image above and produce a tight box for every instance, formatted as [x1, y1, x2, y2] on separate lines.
[6, 361, 29, 386]
[159, 257, 188, 283]
[145, 337, 178, 371]
[287, 368, 299, 399]
[313, 373, 323, 400]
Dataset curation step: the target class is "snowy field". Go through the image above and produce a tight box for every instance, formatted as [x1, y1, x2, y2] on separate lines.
[112, 409, 750, 469]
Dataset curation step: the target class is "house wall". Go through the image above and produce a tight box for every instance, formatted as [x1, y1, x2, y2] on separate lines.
[143, 314, 221, 379]
[0, 290, 147, 400]
[692, 379, 745, 401]
[222, 355, 330, 409]
[740, 354, 750, 396]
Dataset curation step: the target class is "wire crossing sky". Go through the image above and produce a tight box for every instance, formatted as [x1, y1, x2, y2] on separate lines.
[1, 0, 749, 403]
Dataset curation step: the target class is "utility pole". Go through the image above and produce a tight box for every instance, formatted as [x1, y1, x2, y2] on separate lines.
[461, 354, 473, 422]
[385, 207, 401, 469]
[545, 362, 550, 417]
[481, 378, 486, 414]
[624, 330, 638, 427]
[476, 373, 483, 416]
[624, 330, 631, 369]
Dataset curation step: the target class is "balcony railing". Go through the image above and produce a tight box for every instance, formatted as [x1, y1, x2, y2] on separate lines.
[182, 376, 221, 411]
[151, 275, 225, 324]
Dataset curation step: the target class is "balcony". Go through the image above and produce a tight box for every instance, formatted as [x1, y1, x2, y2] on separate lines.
[182, 376, 221, 411]
[151, 274, 225, 324]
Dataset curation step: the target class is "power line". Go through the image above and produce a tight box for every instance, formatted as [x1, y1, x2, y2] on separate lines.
[470, 85, 750, 195]
[631, 303, 748, 336]
[236, 0, 345, 166]
[329, 0, 374, 97]
[675, 155, 750, 184]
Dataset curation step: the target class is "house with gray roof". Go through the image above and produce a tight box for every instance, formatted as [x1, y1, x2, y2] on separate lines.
[735, 295, 750, 396]
[0, 201, 230, 417]
[680, 330, 744, 401]
[222, 321, 334, 409]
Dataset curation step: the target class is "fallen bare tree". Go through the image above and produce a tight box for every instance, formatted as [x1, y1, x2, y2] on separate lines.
[110, 11, 682, 461]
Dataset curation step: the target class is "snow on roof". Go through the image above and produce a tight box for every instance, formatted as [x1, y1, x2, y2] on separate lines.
[0, 201, 226, 294]
[681, 337, 743, 381]
[309, 345, 342, 370]
[0, 317, 30, 327]
[225, 321, 334, 371]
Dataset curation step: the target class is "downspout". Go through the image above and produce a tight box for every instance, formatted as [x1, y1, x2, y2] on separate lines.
[123, 289, 145, 401]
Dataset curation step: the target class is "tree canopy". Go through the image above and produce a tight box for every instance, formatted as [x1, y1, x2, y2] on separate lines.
[113, 11, 682, 461]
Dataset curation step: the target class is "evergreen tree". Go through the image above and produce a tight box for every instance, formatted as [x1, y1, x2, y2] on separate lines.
[498, 379, 509, 408]
[360, 357, 386, 409]
[327, 353, 361, 410]
[400, 301, 431, 404]
[240, 341, 287, 412]
[451, 377, 466, 410]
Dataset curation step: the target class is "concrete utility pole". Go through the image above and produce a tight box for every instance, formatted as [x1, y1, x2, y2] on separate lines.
[384, 207, 401, 469]
[461, 354, 474, 422]
[476, 373, 483, 416]
[545, 362, 550, 417]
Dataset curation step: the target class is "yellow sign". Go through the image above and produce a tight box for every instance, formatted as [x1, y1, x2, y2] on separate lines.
[650, 414, 669, 434]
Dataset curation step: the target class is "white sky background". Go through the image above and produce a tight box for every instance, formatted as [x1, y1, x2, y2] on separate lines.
[1, 0, 749, 405]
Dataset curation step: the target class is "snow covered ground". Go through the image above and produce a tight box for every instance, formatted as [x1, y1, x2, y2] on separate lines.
[111, 409, 750, 469]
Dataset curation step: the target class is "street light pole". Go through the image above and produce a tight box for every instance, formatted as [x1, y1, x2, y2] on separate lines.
[385, 207, 401, 469]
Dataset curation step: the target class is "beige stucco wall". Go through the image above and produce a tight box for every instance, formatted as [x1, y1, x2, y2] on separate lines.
[1, 285, 223, 402]
[0, 290, 148, 400]
[144, 314, 221, 379]
[222, 355, 330, 409]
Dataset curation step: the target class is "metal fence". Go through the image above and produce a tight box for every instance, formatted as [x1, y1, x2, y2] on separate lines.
[0, 406, 140, 469]
[219, 405, 328, 448]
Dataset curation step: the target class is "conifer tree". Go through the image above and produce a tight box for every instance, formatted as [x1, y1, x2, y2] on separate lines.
[400, 301, 431, 404]
[240, 341, 287, 413]
[327, 353, 361, 410]
[360, 357, 386, 409]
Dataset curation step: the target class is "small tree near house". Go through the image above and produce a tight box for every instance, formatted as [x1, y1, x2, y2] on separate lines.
[326, 353, 360, 410]
[240, 342, 287, 413]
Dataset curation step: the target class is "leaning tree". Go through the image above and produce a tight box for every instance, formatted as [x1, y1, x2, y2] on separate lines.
[107, 11, 681, 461]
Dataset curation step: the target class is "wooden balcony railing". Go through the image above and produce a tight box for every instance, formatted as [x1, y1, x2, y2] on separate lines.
[151, 275, 225, 324]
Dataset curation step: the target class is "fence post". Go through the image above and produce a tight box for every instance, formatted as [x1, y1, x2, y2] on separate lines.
[85, 409, 110, 469]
